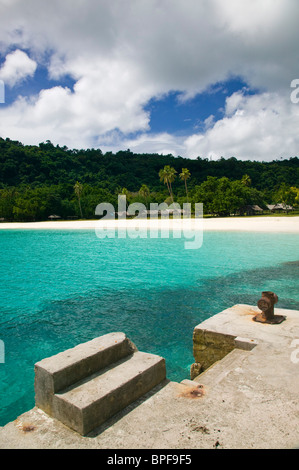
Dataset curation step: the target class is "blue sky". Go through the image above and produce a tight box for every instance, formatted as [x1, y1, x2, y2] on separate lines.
[1, 62, 251, 138]
[1, 62, 75, 107]
[145, 78, 256, 136]
[0, 0, 299, 161]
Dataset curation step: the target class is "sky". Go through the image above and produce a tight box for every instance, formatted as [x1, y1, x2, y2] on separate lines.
[0, 0, 299, 161]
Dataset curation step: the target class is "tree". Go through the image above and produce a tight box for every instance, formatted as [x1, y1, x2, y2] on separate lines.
[241, 174, 252, 187]
[290, 186, 299, 207]
[12, 188, 44, 221]
[0, 187, 16, 220]
[74, 181, 83, 218]
[179, 168, 191, 202]
[120, 187, 131, 209]
[193, 176, 219, 215]
[274, 183, 297, 210]
[1, 136, 299, 222]
[138, 184, 150, 208]
[159, 165, 177, 202]
[193, 176, 265, 217]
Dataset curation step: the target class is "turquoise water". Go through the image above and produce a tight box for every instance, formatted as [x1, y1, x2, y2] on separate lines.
[0, 228, 298, 426]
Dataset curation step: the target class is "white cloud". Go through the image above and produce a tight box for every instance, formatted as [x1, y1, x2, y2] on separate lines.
[0, 57, 153, 148]
[184, 91, 299, 161]
[0, 49, 37, 87]
[99, 131, 186, 157]
[0, 0, 298, 160]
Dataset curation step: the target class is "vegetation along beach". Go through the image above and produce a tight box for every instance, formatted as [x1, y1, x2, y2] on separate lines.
[0, 0, 299, 451]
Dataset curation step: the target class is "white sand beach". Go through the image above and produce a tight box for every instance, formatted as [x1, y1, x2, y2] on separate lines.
[0, 216, 298, 232]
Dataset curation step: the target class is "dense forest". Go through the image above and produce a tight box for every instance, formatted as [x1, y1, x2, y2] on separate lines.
[0, 137, 298, 221]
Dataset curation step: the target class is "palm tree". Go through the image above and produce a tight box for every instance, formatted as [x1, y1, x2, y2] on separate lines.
[179, 168, 191, 202]
[74, 181, 83, 219]
[121, 187, 131, 209]
[241, 174, 252, 187]
[159, 165, 177, 202]
[139, 184, 150, 208]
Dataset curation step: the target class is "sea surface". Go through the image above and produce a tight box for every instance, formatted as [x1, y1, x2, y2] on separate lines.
[0, 228, 298, 426]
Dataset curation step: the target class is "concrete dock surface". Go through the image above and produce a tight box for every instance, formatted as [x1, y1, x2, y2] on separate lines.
[1, 304, 299, 449]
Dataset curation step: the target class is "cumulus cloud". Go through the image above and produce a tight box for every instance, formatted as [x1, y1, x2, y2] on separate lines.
[0, 49, 37, 87]
[0, 56, 153, 148]
[184, 91, 299, 161]
[98, 131, 186, 157]
[0, 0, 298, 160]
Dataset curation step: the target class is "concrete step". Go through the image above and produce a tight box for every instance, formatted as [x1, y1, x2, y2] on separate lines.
[34, 332, 137, 415]
[194, 349, 250, 386]
[51, 351, 166, 435]
[182, 348, 250, 388]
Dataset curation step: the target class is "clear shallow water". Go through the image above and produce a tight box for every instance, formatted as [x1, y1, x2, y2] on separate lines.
[0, 228, 298, 426]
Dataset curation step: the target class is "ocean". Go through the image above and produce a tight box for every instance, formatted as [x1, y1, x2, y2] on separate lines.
[0, 228, 298, 426]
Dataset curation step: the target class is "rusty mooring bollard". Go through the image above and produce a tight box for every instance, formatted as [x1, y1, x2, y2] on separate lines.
[253, 291, 286, 324]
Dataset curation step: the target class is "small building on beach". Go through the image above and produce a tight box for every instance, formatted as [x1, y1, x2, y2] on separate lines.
[267, 203, 294, 213]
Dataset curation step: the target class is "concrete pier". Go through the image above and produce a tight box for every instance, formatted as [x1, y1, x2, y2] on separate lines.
[1, 304, 299, 449]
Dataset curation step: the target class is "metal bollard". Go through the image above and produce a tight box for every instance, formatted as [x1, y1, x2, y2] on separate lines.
[253, 291, 286, 324]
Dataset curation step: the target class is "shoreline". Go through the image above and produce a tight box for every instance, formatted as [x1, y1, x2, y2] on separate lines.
[0, 216, 298, 233]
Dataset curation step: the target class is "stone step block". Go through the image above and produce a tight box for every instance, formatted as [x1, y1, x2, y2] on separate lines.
[35, 332, 137, 415]
[192, 348, 250, 386]
[52, 351, 166, 435]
